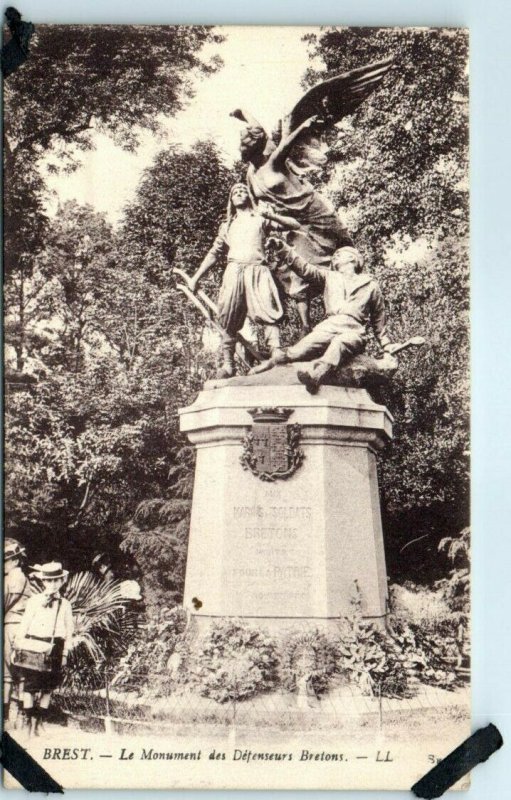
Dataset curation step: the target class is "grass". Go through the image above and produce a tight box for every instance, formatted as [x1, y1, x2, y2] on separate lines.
[54, 684, 469, 739]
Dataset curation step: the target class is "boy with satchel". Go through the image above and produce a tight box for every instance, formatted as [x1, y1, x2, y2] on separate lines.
[13, 562, 73, 735]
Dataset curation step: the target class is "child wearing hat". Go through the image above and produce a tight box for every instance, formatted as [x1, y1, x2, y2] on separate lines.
[14, 562, 73, 735]
[4, 539, 31, 723]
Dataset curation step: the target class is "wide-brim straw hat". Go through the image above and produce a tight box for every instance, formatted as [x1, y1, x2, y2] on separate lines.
[30, 561, 69, 581]
[5, 539, 26, 560]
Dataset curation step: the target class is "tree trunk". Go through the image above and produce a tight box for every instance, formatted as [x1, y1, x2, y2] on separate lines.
[16, 271, 25, 373]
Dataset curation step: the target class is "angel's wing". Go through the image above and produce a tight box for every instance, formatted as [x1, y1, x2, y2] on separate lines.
[284, 57, 394, 136]
[229, 59, 393, 176]
[271, 57, 393, 176]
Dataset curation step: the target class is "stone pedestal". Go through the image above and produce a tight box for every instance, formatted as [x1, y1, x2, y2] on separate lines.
[179, 365, 392, 632]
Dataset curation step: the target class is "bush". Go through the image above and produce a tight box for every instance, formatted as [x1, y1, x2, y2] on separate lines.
[436, 526, 470, 624]
[388, 527, 470, 687]
[390, 582, 451, 627]
[337, 621, 411, 699]
[111, 605, 189, 696]
[334, 583, 410, 698]
[339, 584, 461, 697]
[279, 630, 339, 696]
[191, 619, 279, 703]
[389, 616, 462, 690]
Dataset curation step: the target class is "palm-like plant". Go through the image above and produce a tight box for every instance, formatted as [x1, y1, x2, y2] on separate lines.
[62, 571, 141, 688]
[434, 527, 470, 672]
[438, 526, 470, 565]
[437, 526, 470, 617]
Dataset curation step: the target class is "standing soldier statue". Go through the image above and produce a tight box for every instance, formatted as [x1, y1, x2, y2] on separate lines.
[187, 182, 300, 378]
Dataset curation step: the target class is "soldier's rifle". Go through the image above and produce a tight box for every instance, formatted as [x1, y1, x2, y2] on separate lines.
[172, 267, 265, 367]
[387, 336, 426, 356]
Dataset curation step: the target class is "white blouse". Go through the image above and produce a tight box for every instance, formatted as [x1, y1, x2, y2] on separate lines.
[16, 592, 74, 655]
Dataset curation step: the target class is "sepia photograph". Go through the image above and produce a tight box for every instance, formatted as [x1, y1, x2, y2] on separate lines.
[3, 22, 469, 790]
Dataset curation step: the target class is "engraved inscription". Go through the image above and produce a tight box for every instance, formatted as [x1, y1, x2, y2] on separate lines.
[245, 528, 298, 540]
[225, 501, 316, 616]
[233, 505, 312, 520]
[231, 565, 312, 579]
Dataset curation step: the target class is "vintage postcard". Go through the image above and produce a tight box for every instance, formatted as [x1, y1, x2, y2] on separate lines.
[3, 22, 469, 790]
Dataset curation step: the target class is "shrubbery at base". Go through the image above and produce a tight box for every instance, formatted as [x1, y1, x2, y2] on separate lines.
[106, 592, 467, 703]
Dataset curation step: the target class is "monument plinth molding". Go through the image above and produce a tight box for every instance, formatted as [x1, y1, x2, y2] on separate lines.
[179, 365, 393, 632]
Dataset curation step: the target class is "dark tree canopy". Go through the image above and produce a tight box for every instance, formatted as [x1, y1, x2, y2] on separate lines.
[4, 25, 223, 167]
[4, 144, 238, 605]
[4, 23, 223, 370]
[302, 28, 469, 578]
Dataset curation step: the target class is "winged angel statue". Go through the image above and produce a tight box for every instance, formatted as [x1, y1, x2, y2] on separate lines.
[230, 57, 393, 330]
[180, 57, 401, 380]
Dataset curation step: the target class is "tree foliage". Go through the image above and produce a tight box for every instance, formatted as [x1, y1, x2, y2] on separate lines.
[302, 28, 469, 577]
[4, 25, 223, 169]
[3, 24, 223, 371]
[4, 24, 227, 588]
[5, 142, 237, 609]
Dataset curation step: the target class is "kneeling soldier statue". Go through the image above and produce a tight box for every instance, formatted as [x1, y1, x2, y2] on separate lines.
[253, 242, 394, 393]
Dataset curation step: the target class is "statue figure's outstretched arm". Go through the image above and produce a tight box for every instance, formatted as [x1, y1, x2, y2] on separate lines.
[369, 284, 392, 350]
[230, 108, 265, 129]
[268, 115, 320, 170]
[188, 224, 227, 292]
[259, 202, 301, 230]
[188, 252, 218, 293]
[271, 239, 327, 286]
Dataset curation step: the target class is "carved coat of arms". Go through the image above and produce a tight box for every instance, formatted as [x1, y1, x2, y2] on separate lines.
[240, 407, 305, 481]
